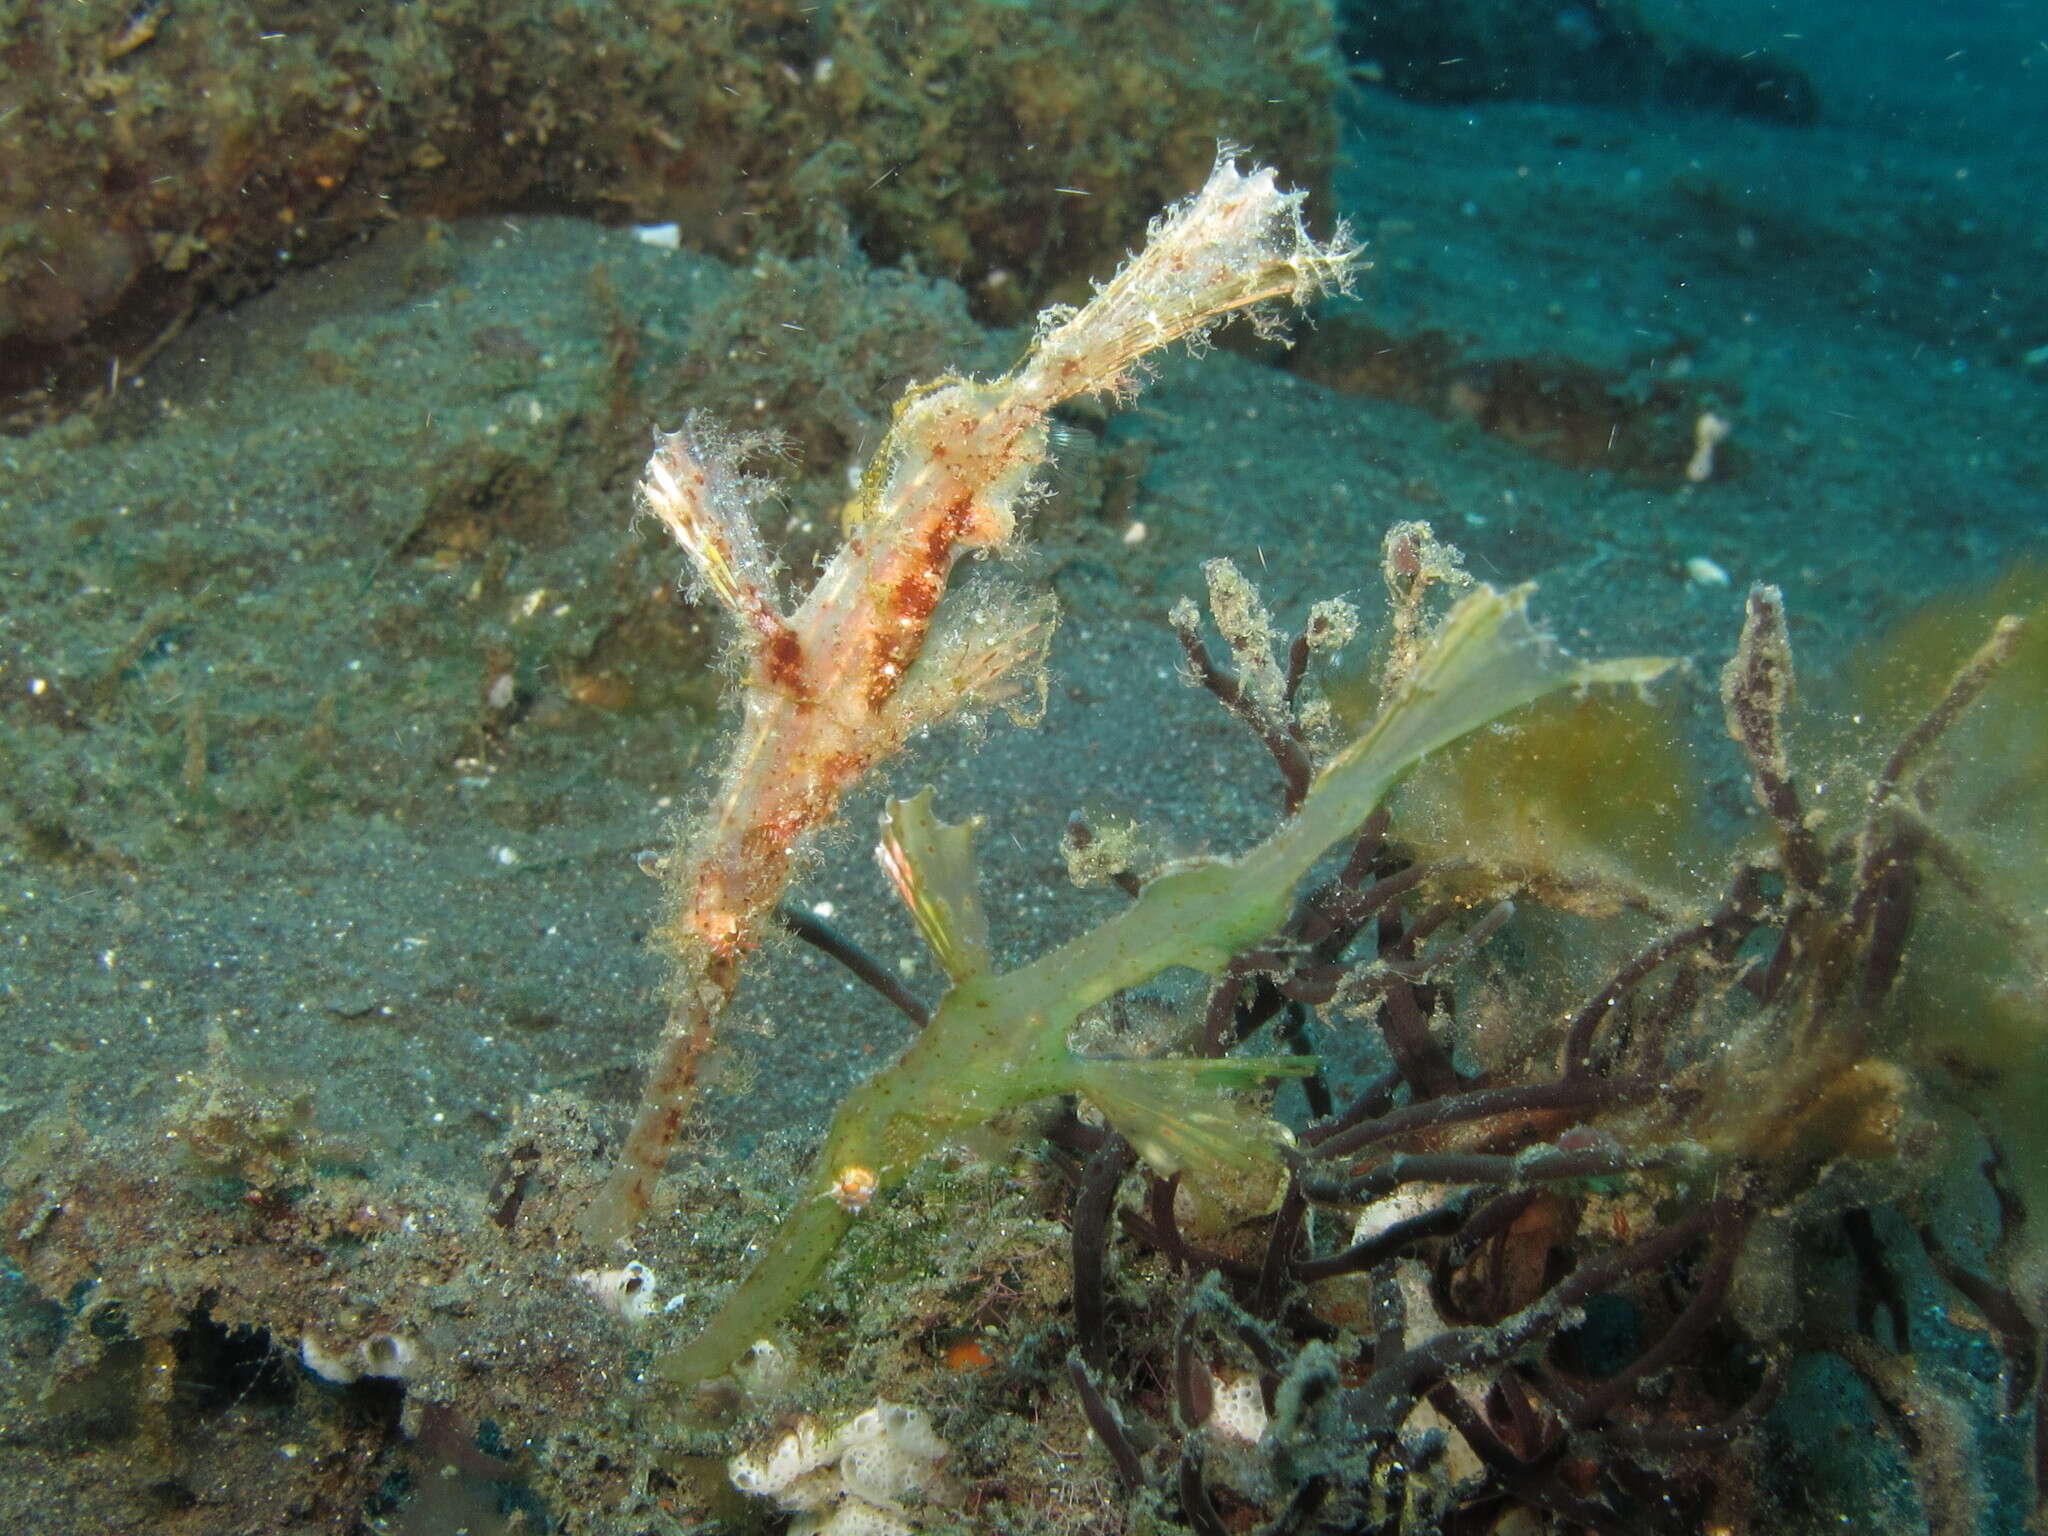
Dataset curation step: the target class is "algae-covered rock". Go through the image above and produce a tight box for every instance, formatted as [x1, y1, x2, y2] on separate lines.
[1, 0, 1338, 425]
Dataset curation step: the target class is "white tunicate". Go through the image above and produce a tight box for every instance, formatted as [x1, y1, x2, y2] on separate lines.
[357, 1331, 421, 1380]
[574, 1260, 661, 1324]
[299, 1334, 360, 1384]
[1207, 1372, 1269, 1443]
[798, 1501, 916, 1536]
[729, 1419, 827, 1498]
[731, 1400, 952, 1532]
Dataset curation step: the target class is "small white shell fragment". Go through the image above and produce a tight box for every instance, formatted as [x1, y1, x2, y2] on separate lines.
[633, 222, 682, 250]
[731, 1400, 952, 1532]
[1685, 555, 1732, 587]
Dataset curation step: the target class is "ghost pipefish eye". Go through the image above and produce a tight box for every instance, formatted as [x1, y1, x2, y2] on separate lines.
[829, 1164, 879, 1212]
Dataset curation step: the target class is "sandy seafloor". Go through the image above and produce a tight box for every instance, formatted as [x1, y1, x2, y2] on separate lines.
[1, 3, 2044, 1531]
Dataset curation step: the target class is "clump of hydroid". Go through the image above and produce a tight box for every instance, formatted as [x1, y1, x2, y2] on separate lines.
[584, 152, 1361, 1242]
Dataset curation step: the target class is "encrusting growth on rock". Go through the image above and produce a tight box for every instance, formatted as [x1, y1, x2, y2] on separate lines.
[583, 153, 1359, 1242]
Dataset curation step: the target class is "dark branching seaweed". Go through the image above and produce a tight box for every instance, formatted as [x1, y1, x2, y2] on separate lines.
[789, 536, 2034, 1531]
[1023, 550, 2034, 1533]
